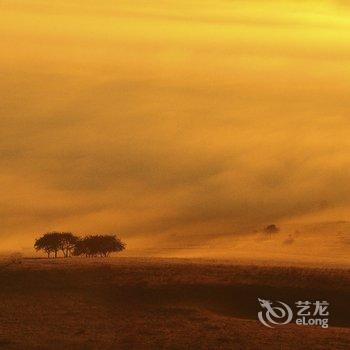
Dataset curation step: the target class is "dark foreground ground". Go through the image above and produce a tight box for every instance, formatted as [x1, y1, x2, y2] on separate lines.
[0, 257, 349, 349]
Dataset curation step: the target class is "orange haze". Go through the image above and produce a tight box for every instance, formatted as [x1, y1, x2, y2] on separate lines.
[1, 1, 350, 262]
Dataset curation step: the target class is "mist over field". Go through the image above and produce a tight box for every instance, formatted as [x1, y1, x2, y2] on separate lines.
[1, 1, 350, 263]
[1, 3, 350, 350]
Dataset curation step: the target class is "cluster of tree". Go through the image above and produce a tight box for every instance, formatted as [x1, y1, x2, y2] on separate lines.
[73, 235, 125, 257]
[34, 232, 125, 258]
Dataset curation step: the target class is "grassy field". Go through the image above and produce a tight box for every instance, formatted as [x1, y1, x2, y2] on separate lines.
[0, 257, 349, 349]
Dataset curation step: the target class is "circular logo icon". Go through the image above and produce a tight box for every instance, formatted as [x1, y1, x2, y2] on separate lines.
[258, 298, 293, 328]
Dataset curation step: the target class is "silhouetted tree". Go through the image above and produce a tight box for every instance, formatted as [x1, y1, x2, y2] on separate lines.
[73, 234, 125, 257]
[72, 237, 89, 257]
[263, 224, 280, 238]
[98, 234, 125, 257]
[59, 232, 79, 257]
[34, 232, 62, 258]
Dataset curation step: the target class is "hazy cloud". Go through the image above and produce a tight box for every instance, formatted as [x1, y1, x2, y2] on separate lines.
[1, 1, 350, 252]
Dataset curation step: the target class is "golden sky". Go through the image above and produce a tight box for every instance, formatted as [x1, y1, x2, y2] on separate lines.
[1, 1, 350, 254]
